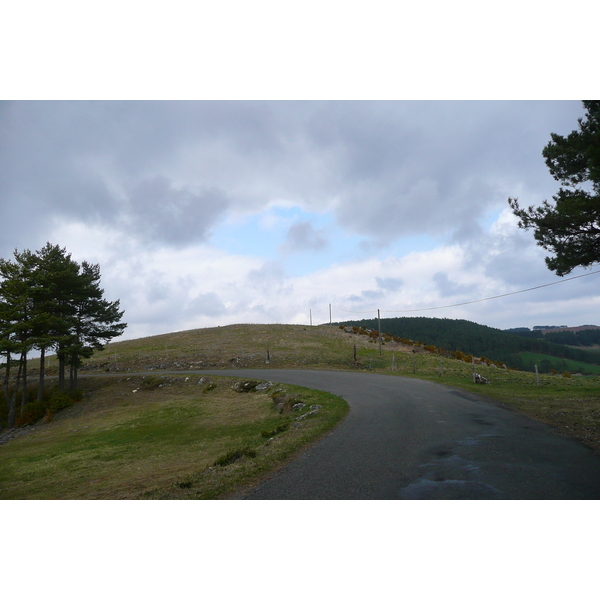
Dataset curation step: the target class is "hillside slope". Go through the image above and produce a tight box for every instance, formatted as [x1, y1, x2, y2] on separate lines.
[333, 317, 600, 373]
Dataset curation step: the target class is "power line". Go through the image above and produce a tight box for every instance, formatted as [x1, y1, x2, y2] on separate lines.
[329, 269, 600, 316]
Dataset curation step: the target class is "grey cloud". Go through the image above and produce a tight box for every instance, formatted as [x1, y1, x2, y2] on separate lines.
[347, 289, 385, 303]
[279, 220, 328, 253]
[433, 272, 477, 298]
[185, 292, 227, 318]
[125, 176, 230, 247]
[0, 100, 587, 260]
[146, 275, 171, 303]
[246, 261, 292, 295]
[322, 101, 585, 245]
[376, 277, 404, 291]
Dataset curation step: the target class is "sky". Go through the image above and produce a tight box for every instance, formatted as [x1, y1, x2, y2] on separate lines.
[1, 2, 599, 345]
[1, 99, 598, 341]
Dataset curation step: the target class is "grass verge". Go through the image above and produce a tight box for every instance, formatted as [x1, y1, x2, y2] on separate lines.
[0, 375, 349, 499]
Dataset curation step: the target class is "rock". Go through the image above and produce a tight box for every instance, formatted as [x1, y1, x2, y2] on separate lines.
[472, 373, 490, 384]
[295, 405, 323, 421]
[233, 380, 260, 393]
[256, 381, 273, 392]
[291, 402, 306, 412]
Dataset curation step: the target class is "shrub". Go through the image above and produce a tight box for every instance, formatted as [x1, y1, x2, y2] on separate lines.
[69, 388, 84, 402]
[46, 392, 74, 415]
[16, 402, 46, 427]
[213, 446, 257, 467]
[271, 392, 300, 413]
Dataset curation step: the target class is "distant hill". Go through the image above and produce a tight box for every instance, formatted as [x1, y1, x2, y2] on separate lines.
[333, 316, 600, 373]
[506, 325, 600, 347]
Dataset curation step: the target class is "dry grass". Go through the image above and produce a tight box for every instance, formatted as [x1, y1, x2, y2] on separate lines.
[36, 324, 398, 375]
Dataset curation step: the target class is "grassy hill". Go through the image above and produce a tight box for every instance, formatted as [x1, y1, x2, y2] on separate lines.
[3, 322, 600, 499]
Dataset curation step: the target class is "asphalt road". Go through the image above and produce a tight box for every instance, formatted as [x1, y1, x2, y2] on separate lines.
[198, 368, 600, 499]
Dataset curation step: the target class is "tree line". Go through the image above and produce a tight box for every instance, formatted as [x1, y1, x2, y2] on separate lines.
[509, 328, 600, 348]
[1, 243, 126, 428]
[333, 316, 600, 371]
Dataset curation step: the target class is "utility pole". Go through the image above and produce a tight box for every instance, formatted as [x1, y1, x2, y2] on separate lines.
[329, 304, 332, 325]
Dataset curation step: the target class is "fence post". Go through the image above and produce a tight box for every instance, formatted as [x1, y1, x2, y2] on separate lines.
[535, 364, 539, 386]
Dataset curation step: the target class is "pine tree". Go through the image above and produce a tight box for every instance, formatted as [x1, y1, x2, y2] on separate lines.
[30, 244, 82, 399]
[63, 260, 126, 390]
[509, 101, 600, 276]
[0, 249, 37, 426]
[1, 243, 127, 425]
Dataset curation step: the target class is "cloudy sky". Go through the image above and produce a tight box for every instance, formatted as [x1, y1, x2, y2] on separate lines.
[1, 99, 597, 341]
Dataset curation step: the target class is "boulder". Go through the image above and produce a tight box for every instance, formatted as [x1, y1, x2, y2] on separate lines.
[255, 381, 274, 392]
[232, 380, 260, 393]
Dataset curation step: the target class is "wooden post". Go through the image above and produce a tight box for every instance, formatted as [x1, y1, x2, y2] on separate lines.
[310, 309, 312, 326]
[266, 344, 270, 364]
[535, 364, 539, 386]
[439, 357, 443, 377]
[392, 352, 396, 371]
[353, 344, 358, 367]
[329, 304, 332, 325]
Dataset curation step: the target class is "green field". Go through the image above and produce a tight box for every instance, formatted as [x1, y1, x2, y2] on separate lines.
[518, 351, 600, 375]
[0, 374, 349, 499]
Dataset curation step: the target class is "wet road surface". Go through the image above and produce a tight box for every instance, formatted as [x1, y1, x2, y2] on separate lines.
[199, 369, 600, 499]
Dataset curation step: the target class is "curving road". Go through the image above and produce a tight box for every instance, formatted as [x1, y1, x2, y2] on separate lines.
[197, 369, 600, 499]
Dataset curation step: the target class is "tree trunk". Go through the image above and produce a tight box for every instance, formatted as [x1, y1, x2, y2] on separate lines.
[58, 346, 65, 392]
[37, 347, 45, 403]
[10, 358, 23, 427]
[21, 350, 28, 409]
[4, 352, 14, 427]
